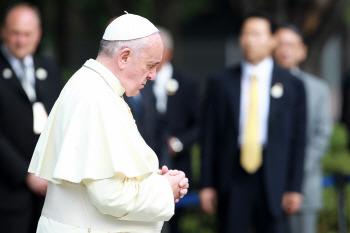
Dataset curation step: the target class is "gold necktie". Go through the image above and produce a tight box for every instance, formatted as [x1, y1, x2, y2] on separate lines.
[240, 75, 262, 174]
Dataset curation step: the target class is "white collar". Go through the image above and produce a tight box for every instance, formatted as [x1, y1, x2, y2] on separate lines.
[290, 67, 301, 76]
[1, 43, 34, 69]
[155, 62, 173, 84]
[242, 56, 274, 80]
[83, 59, 125, 97]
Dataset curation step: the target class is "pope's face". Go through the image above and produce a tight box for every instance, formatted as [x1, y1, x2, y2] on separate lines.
[274, 28, 306, 69]
[1, 7, 42, 60]
[124, 34, 163, 96]
[240, 17, 275, 65]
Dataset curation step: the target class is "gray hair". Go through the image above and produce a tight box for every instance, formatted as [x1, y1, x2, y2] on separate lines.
[98, 36, 150, 59]
[157, 26, 174, 49]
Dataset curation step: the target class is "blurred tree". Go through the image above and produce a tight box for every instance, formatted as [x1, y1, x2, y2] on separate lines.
[0, 0, 348, 77]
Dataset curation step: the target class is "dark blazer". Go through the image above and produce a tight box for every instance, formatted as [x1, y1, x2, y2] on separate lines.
[126, 69, 200, 184]
[201, 63, 306, 218]
[0, 51, 63, 211]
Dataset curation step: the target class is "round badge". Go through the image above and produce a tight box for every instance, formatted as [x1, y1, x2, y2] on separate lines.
[2, 68, 13, 79]
[166, 79, 179, 95]
[271, 83, 283, 98]
[36, 68, 47, 80]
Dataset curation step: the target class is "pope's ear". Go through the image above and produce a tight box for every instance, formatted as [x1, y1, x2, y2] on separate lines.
[118, 48, 131, 70]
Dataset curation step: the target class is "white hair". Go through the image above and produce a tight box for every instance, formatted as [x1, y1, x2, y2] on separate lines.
[98, 36, 151, 59]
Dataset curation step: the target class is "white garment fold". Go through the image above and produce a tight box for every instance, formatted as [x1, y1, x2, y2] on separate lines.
[29, 59, 158, 183]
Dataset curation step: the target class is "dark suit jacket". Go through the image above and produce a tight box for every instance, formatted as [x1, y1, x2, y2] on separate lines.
[201, 63, 306, 218]
[125, 69, 199, 185]
[0, 51, 63, 211]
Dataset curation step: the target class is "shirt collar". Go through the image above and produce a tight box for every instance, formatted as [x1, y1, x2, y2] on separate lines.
[290, 67, 301, 76]
[242, 56, 274, 80]
[1, 43, 34, 69]
[155, 62, 173, 84]
[83, 59, 125, 97]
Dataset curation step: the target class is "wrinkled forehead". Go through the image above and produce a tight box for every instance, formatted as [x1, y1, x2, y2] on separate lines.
[140, 34, 163, 56]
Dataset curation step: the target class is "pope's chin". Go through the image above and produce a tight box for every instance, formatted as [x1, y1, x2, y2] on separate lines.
[125, 89, 140, 97]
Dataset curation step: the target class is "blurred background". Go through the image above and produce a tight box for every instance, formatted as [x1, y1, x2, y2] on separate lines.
[1, 0, 349, 107]
[1, 0, 350, 232]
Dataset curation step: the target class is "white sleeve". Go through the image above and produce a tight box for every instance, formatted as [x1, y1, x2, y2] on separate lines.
[82, 172, 174, 222]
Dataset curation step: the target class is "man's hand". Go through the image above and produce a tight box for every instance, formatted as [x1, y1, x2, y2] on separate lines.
[167, 137, 177, 156]
[282, 192, 303, 214]
[167, 137, 183, 157]
[26, 173, 48, 196]
[200, 188, 217, 215]
[163, 170, 189, 203]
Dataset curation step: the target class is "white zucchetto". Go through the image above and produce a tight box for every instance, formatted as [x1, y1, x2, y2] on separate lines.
[103, 12, 159, 41]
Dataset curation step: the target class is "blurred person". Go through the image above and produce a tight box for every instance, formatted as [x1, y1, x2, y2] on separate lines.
[274, 24, 333, 233]
[200, 11, 306, 233]
[28, 13, 189, 233]
[125, 25, 200, 233]
[0, 3, 63, 233]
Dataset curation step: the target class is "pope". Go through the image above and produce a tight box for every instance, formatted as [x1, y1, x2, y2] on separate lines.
[28, 12, 189, 233]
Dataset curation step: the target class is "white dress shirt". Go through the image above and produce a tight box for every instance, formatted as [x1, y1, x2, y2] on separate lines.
[238, 57, 274, 146]
[1, 44, 35, 88]
[153, 62, 173, 113]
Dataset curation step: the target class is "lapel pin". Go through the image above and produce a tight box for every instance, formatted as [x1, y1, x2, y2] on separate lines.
[166, 79, 179, 95]
[2, 68, 12, 79]
[271, 83, 283, 98]
[36, 68, 47, 80]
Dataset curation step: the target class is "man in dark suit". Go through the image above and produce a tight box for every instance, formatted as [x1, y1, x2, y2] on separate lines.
[200, 11, 306, 233]
[125, 26, 199, 233]
[0, 3, 63, 233]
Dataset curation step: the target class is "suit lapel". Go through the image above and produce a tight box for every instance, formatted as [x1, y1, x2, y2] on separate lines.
[33, 56, 43, 102]
[166, 71, 178, 116]
[268, 64, 284, 130]
[227, 66, 242, 132]
[0, 52, 29, 101]
[141, 79, 157, 113]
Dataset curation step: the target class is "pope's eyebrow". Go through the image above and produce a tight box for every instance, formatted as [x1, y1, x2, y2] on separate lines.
[148, 62, 160, 67]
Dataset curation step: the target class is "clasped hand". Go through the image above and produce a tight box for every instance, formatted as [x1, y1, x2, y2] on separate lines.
[158, 166, 189, 203]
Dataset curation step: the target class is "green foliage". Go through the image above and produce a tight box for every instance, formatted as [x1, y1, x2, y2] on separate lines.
[345, 1, 350, 24]
[177, 0, 213, 22]
[318, 185, 350, 233]
[62, 68, 75, 84]
[179, 207, 218, 233]
[190, 143, 201, 189]
[322, 124, 350, 175]
[319, 123, 350, 232]
[133, 0, 156, 22]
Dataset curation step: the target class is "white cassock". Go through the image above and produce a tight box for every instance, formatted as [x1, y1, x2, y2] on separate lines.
[28, 59, 174, 233]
